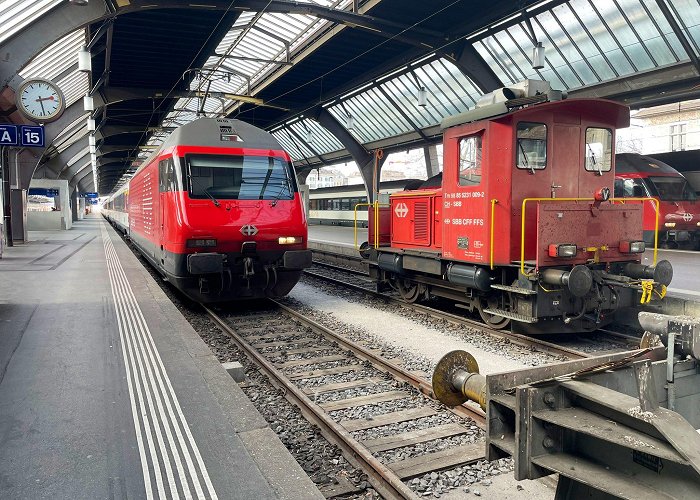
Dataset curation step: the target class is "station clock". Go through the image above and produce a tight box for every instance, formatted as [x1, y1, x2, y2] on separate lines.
[15, 78, 66, 123]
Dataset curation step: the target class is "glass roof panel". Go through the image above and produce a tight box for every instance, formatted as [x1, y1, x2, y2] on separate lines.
[667, 0, 700, 55]
[475, 0, 691, 94]
[0, 0, 63, 44]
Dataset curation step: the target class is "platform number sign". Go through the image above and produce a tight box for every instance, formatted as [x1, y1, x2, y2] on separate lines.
[0, 125, 18, 146]
[20, 125, 45, 148]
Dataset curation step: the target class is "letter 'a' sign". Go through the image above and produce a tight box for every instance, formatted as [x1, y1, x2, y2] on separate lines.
[0, 125, 44, 147]
[0, 125, 18, 146]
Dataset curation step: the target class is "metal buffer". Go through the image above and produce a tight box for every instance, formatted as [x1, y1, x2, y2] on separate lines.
[432, 313, 700, 499]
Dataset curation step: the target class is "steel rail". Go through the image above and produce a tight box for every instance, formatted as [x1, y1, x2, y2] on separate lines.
[304, 266, 591, 361]
[204, 305, 419, 500]
[272, 299, 486, 426]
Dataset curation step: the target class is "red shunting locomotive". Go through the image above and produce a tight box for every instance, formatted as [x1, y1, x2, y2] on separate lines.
[104, 118, 312, 302]
[365, 80, 673, 334]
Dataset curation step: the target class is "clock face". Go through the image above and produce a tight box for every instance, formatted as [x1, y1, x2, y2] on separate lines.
[16, 79, 65, 123]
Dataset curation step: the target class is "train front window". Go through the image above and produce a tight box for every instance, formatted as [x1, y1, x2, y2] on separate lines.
[516, 122, 547, 171]
[649, 176, 697, 201]
[585, 128, 612, 174]
[185, 154, 294, 200]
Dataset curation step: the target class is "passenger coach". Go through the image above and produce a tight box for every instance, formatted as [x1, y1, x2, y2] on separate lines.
[104, 118, 311, 302]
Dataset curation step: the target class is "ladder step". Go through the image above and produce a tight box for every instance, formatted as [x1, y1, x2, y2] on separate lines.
[483, 308, 537, 323]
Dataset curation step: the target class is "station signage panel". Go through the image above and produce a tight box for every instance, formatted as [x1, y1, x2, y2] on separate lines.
[83, 192, 99, 199]
[0, 125, 45, 147]
[20, 125, 45, 147]
[0, 125, 18, 146]
[28, 188, 59, 197]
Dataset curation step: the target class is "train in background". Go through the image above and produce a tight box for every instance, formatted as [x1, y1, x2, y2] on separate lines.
[308, 179, 421, 227]
[614, 153, 700, 249]
[103, 118, 311, 302]
[362, 80, 673, 334]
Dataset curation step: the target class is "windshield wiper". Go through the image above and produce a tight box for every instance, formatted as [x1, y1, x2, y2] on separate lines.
[519, 142, 534, 175]
[189, 175, 220, 207]
[587, 144, 602, 176]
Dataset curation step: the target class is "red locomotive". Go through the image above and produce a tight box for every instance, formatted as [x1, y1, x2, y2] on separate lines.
[365, 81, 673, 333]
[615, 153, 699, 248]
[103, 118, 311, 302]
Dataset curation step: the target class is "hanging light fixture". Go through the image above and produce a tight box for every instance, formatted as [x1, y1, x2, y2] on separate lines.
[89, 144, 96, 155]
[69, 0, 89, 5]
[532, 41, 545, 70]
[83, 94, 94, 111]
[88, 134, 96, 147]
[345, 114, 354, 131]
[417, 87, 427, 107]
[87, 118, 96, 131]
[306, 127, 314, 144]
[77, 46, 92, 73]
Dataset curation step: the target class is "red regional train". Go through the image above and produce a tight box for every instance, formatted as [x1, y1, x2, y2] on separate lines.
[364, 80, 673, 334]
[103, 118, 311, 302]
[615, 153, 700, 248]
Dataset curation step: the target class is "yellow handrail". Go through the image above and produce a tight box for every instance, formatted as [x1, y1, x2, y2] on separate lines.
[520, 197, 594, 276]
[610, 197, 659, 266]
[520, 196, 660, 277]
[490, 198, 498, 270]
[353, 202, 371, 249]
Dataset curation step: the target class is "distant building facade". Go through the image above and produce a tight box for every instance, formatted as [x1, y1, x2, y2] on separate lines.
[617, 100, 700, 155]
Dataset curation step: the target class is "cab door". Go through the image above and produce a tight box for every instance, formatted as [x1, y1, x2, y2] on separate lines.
[552, 124, 580, 198]
[158, 158, 174, 267]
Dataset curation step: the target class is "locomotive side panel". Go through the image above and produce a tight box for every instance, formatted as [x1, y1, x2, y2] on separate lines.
[441, 124, 489, 263]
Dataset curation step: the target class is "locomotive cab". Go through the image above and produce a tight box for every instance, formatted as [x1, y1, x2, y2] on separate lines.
[367, 80, 672, 333]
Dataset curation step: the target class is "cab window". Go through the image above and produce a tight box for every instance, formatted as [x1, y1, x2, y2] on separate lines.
[159, 158, 177, 192]
[585, 128, 612, 174]
[516, 122, 547, 171]
[614, 178, 647, 198]
[458, 135, 482, 186]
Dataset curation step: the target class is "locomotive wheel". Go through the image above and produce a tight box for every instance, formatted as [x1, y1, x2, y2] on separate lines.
[477, 296, 510, 330]
[397, 279, 422, 303]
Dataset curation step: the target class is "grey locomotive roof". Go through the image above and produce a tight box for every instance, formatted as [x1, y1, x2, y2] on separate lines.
[140, 118, 284, 167]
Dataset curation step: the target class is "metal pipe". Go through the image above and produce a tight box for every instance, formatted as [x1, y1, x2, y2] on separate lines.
[452, 369, 487, 410]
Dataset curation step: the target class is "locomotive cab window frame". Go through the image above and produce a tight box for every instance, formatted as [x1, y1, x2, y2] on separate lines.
[158, 157, 178, 192]
[516, 122, 547, 172]
[584, 127, 613, 175]
[458, 134, 483, 187]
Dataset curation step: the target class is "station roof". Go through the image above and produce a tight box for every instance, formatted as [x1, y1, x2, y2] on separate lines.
[1, 0, 699, 194]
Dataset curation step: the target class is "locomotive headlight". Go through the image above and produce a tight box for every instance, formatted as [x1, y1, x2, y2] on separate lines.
[278, 236, 302, 245]
[548, 243, 577, 258]
[665, 222, 676, 228]
[187, 238, 217, 248]
[619, 240, 645, 253]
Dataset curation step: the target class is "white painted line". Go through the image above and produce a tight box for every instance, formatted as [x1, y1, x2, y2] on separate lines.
[101, 224, 218, 499]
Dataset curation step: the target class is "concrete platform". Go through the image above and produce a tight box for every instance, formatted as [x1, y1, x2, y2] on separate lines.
[0, 216, 322, 500]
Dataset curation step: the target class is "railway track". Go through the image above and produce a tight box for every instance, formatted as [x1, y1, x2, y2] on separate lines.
[306, 259, 596, 361]
[205, 301, 488, 500]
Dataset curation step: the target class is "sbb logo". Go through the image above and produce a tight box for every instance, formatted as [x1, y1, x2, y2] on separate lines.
[394, 202, 408, 218]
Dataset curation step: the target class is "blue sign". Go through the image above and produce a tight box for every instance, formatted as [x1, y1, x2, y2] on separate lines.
[20, 125, 45, 148]
[0, 125, 18, 146]
[29, 188, 59, 197]
[85, 192, 98, 199]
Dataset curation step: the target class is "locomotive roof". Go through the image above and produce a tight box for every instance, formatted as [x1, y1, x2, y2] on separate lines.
[442, 98, 630, 130]
[615, 153, 680, 175]
[141, 118, 285, 167]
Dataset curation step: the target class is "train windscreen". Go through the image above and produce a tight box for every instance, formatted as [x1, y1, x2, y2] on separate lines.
[185, 154, 294, 200]
[648, 176, 697, 201]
